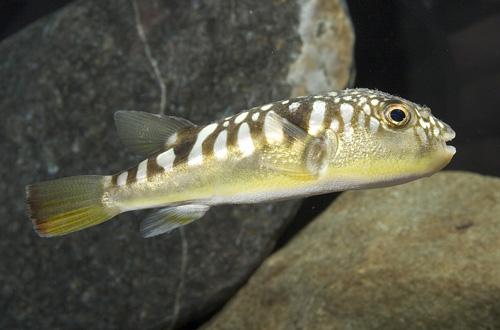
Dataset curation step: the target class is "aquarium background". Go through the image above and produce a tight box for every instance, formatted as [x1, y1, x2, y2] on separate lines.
[348, 0, 500, 177]
[2, 0, 498, 176]
[1, 0, 499, 329]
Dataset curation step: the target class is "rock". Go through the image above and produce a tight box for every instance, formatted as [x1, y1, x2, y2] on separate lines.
[202, 171, 500, 330]
[0, 0, 354, 329]
[287, 0, 354, 96]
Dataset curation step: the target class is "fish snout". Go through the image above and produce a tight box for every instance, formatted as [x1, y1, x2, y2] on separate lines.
[439, 122, 456, 156]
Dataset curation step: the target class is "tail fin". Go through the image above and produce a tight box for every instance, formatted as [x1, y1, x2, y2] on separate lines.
[25, 175, 119, 237]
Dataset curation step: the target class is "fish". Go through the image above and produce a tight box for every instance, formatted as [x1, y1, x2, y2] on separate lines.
[25, 88, 456, 238]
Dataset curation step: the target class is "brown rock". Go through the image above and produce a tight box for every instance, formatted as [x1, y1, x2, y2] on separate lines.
[0, 0, 354, 329]
[203, 171, 500, 330]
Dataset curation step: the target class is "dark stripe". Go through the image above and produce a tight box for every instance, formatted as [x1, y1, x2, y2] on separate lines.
[321, 101, 335, 130]
[147, 156, 164, 179]
[126, 166, 138, 184]
[274, 99, 310, 131]
[173, 127, 200, 166]
[226, 120, 239, 151]
[111, 172, 119, 185]
[247, 110, 265, 150]
[201, 125, 224, 160]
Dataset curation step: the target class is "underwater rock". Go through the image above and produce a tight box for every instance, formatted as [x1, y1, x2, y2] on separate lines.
[0, 0, 353, 329]
[288, 0, 355, 96]
[202, 171, 500, 330]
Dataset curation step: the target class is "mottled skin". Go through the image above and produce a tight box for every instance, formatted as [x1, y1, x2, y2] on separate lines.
[26, 88, 455, 237]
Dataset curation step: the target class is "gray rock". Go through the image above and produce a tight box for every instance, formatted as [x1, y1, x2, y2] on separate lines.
[202, 171, 500, 330]
[0, 0, 353, 329]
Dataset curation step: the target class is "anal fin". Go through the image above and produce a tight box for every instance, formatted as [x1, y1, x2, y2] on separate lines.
[140, 204, 210, 238]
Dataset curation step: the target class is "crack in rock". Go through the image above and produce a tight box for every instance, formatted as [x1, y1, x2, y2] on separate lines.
[131, 0, 167, 115]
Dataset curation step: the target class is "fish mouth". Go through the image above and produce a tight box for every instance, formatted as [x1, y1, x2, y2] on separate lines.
[445, 144, 456, 155]
[442, 129, 456, 155]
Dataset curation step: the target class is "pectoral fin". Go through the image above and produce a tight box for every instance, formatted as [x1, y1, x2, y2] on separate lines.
[260, 112, 338, 177]
[114, 110, 196, 156]
[140, 204, 210, 237]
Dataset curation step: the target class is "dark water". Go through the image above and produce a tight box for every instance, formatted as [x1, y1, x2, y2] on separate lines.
[349, 0, 500, 177]
[0, 0, 71, 40]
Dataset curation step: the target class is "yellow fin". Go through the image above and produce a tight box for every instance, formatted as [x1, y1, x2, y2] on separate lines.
[140, 204, 210, 238]
[25, 176, 118, 237]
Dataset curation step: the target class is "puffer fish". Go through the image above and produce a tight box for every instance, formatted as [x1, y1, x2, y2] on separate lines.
[25, 88, 456, 238]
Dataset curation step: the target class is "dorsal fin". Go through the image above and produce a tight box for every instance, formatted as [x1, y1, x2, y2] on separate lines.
[114, 110, 196, 156]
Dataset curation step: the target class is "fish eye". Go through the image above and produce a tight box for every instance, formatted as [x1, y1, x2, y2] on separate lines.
[383, 104, 411, 127]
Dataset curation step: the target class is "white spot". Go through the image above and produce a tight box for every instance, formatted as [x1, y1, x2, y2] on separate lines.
[261, 103, 273, 111]
[359, 97, 367, 104]
[370, 99, 380, 106]
[156, 148, 175, 170]
[330, 117, 340, 131]
[357, 111, 365, 128]
[213, 130, 228, 159]
[363, 103, 371, 116]
[188, 123, 218, 166]
[416, 126, 427, 144]
[235, 112, 248, 124]
[264, 111, 284, 144]
[437, 120, 444, 128]
[340, 103, 354, 125]
[187, 148, 203, 168]
[166, 132, 178, 147]
[117, 172, 128, 186]
[344, 96, 352, 101]
[334, 97, 340, 103]
[328, 91, 338, 97]
[200, 123, 218, 141]
[429, 116, 436, 125]
[433, 126, 440, 137]
[251, 112, 260, 121]
[369, 117, 379, 133]
[281, 100, 290, 105]
[419, 118, 430, 129]
[308, 100, 326, 135]
[288, 102, 300, 113]
[237, 123, 255, 156]
[223, 121, 229, 127]
[136, 159, 148, 180]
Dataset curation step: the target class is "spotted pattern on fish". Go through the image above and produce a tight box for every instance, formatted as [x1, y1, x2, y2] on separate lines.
[27, 88, 455, 238]
[107, 89, 454, 188]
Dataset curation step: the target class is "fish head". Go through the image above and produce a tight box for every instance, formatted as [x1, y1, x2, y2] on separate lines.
[325, 90, 456, 188]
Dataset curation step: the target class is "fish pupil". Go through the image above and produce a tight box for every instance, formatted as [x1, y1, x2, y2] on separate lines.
[390, 109, 406, 122]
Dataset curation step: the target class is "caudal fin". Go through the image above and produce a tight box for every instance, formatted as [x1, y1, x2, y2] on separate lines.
[25, 175, 119, 237]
